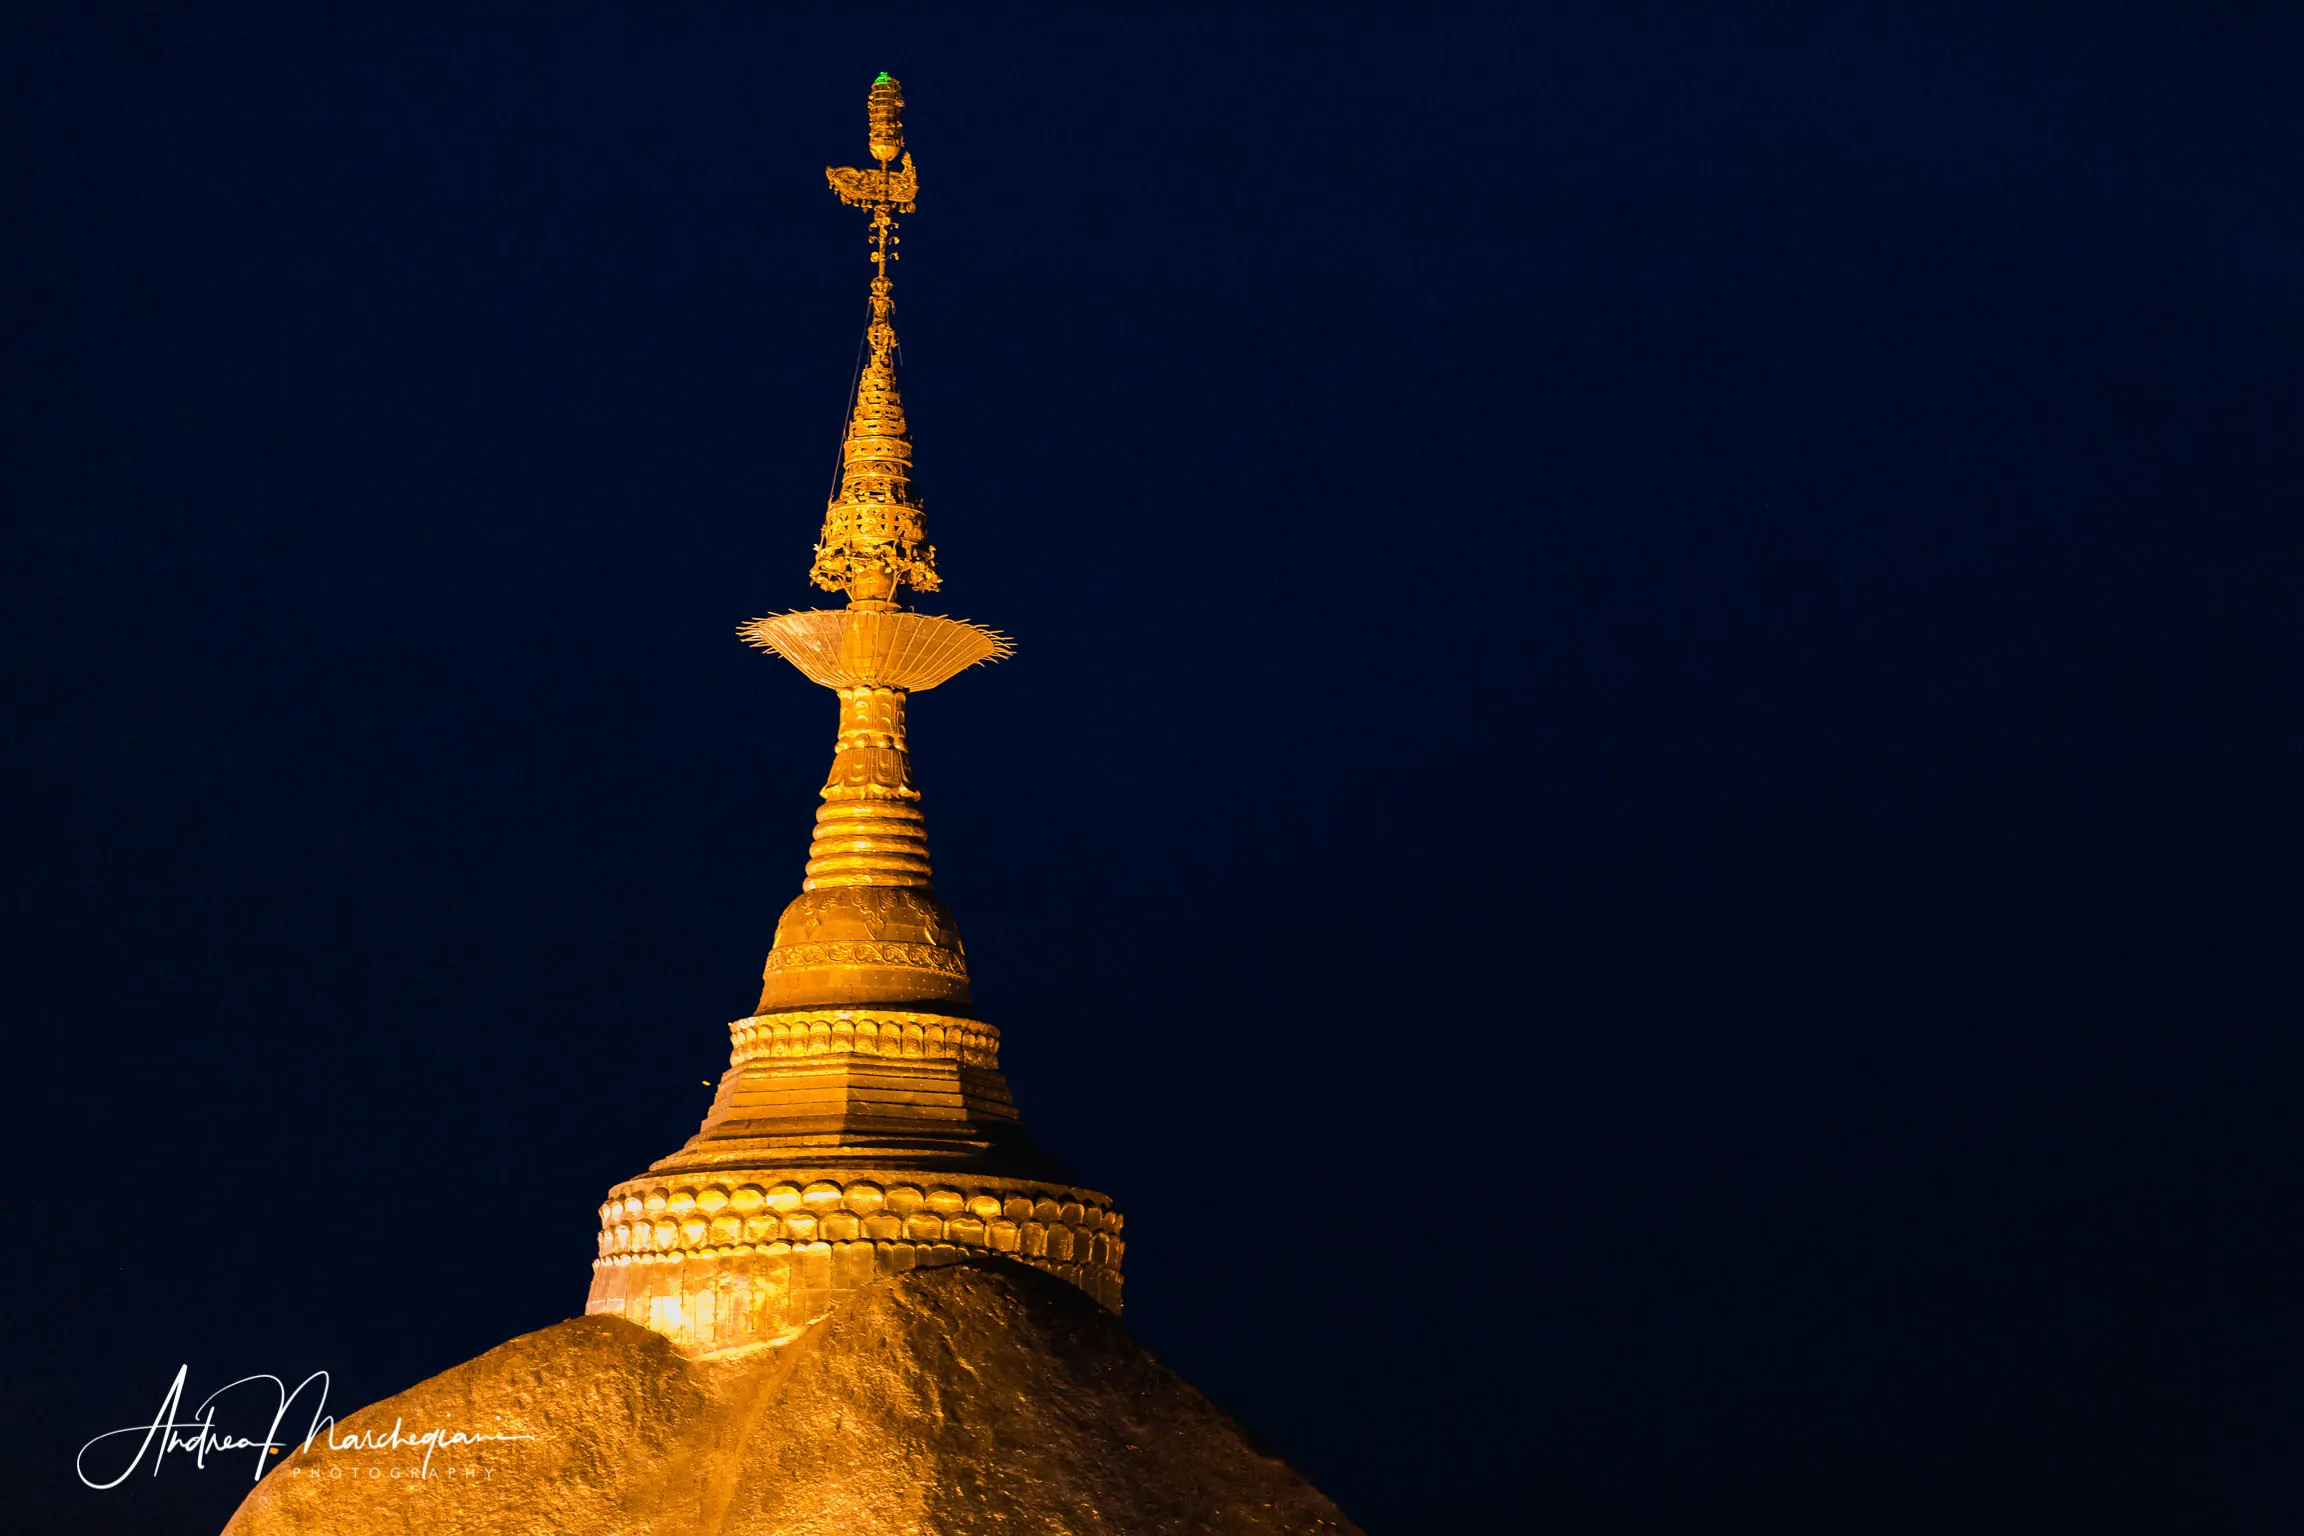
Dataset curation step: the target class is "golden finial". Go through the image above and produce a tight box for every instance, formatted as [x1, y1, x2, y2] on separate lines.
[865, 71, 905, 164]
[749, 71, 1009, 696]
[815, 74, 933, 607]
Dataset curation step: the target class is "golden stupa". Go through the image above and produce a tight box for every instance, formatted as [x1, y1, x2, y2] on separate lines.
[581, 72, 1123, 1356]
[223, 78, 1358, 1536]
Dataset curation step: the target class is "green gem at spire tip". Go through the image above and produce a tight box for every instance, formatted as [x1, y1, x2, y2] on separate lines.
[874, 71, 892, 83]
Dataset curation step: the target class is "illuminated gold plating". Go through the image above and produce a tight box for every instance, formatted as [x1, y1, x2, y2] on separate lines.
[738, 608, 1012, 691]
[584, 76, 1119, 1356]
[814, 72, 935, 604]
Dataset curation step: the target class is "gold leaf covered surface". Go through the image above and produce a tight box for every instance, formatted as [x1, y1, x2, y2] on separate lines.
[740, 609, 1013, 692]
[224, 1263, 1361, 1536]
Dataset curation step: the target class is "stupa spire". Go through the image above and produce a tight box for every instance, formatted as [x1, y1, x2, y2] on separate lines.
[815, 72, 935, 607]
[582, 76, 1121, 1357]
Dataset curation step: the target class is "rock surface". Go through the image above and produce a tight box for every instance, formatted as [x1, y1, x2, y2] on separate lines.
[223, 1259, 1361, 1535]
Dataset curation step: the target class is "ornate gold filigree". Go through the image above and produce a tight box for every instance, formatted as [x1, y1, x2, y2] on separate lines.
[726, 1009, 1001, 1069]
[812, 73, 939, 604]
[586, 1169, 1124, 1353]
[739, 609, 1011, 691]
[759, 877, 971, 1012]
[825, 156, 917, 214]
[763, 940, 970, 978]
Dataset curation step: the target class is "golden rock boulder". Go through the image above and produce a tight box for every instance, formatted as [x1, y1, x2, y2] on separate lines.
[224, 1261, 1362, 1536]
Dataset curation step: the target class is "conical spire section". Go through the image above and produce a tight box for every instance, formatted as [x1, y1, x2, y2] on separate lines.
[814, 75, 936, 606]
[812, 276, 937, 603]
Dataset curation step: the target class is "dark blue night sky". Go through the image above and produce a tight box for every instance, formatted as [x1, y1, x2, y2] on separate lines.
[6, 7, 2302, 1531]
